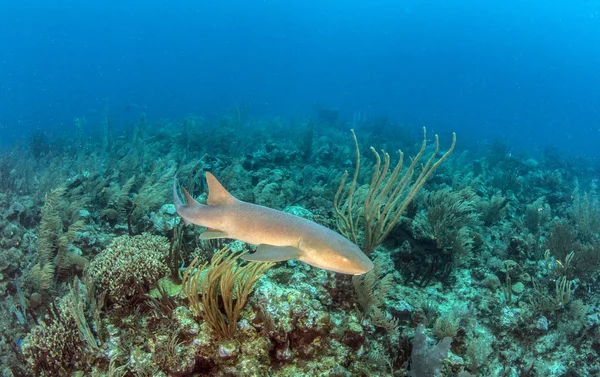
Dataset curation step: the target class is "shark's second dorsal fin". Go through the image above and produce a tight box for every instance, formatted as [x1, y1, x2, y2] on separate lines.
[206, 172, 237, 206]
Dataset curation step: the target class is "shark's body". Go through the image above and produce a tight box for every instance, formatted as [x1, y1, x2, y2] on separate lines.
[173, 172, 374, 275]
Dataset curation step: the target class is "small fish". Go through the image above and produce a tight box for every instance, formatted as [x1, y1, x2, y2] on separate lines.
[173, 172, 374, 275]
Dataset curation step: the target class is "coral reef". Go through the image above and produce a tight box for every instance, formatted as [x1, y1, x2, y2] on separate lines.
[0, 109, 598, 376]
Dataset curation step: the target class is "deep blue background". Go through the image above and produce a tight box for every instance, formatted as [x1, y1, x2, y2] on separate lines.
[1, 0, 599, 157]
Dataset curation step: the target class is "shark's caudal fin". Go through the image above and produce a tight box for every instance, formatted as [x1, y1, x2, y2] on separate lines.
[173, 178, 203, 226]
[173, 175, 232, 236]
[205, 172, 237, 206]
[172, 178, 185, 209]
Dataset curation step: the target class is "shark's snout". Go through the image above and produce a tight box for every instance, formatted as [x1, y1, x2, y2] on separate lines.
[357, 257, 374, 275]
[348, 252, 374, 275]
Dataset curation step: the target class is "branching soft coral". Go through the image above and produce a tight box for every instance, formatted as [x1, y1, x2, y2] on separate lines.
[334, 128, 456, 256]
[28, 186, 89, 293]
[182, 246, 273, 339]
[422, 186, 481, 265]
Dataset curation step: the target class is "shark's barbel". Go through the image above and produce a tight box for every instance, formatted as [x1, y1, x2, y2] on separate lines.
[173, 172, 374, 275]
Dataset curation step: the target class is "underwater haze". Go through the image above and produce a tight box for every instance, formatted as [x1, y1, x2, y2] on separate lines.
[4, 1, 600, 377]
[1, 0, 600, 156]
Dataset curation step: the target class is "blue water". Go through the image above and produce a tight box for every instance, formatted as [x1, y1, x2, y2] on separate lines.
[1, 0, 599, 157]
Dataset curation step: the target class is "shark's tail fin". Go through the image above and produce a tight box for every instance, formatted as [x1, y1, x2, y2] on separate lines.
[173, 177, 184, 208]
[173, 178, 202, 226]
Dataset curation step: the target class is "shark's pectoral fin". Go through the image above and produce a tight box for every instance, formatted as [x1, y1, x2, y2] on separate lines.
[242, 244, 302, 263]
[199, 229, 229, 239]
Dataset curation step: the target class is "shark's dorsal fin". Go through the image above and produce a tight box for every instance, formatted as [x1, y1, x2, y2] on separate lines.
[206, 172, 237, 206]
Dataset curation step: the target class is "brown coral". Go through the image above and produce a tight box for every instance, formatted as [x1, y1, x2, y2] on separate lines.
[22, 299, 87, 376]
[86, 233, 170, 307]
